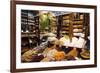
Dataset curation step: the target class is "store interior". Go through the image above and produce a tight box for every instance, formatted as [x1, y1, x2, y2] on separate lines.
[21, 10, 90, 62]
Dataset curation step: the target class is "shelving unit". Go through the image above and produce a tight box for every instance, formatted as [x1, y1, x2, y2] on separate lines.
[59, 13, 89, 41]
[60, 13, 73, 41]
[21, 10, 39, 51]
[72, 13, 89, 39]
[61, 14, 70, 37]
[72, 13, 84, 37]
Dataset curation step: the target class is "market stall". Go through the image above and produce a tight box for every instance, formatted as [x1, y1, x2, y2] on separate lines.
[21, 10, 90, 62]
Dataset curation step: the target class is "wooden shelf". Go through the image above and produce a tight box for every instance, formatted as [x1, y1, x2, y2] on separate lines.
[72, 21, 83, 24]
[73, 26, 83, 29]
[21, 34, 38, 37]
[21, 10, 39, 36]
[61, 31, 70, 34]
[21, 32, 36, 34]
[73, 19, 83, 21]
[63, 18, 70, 20]
[62, 25, 69, 27]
